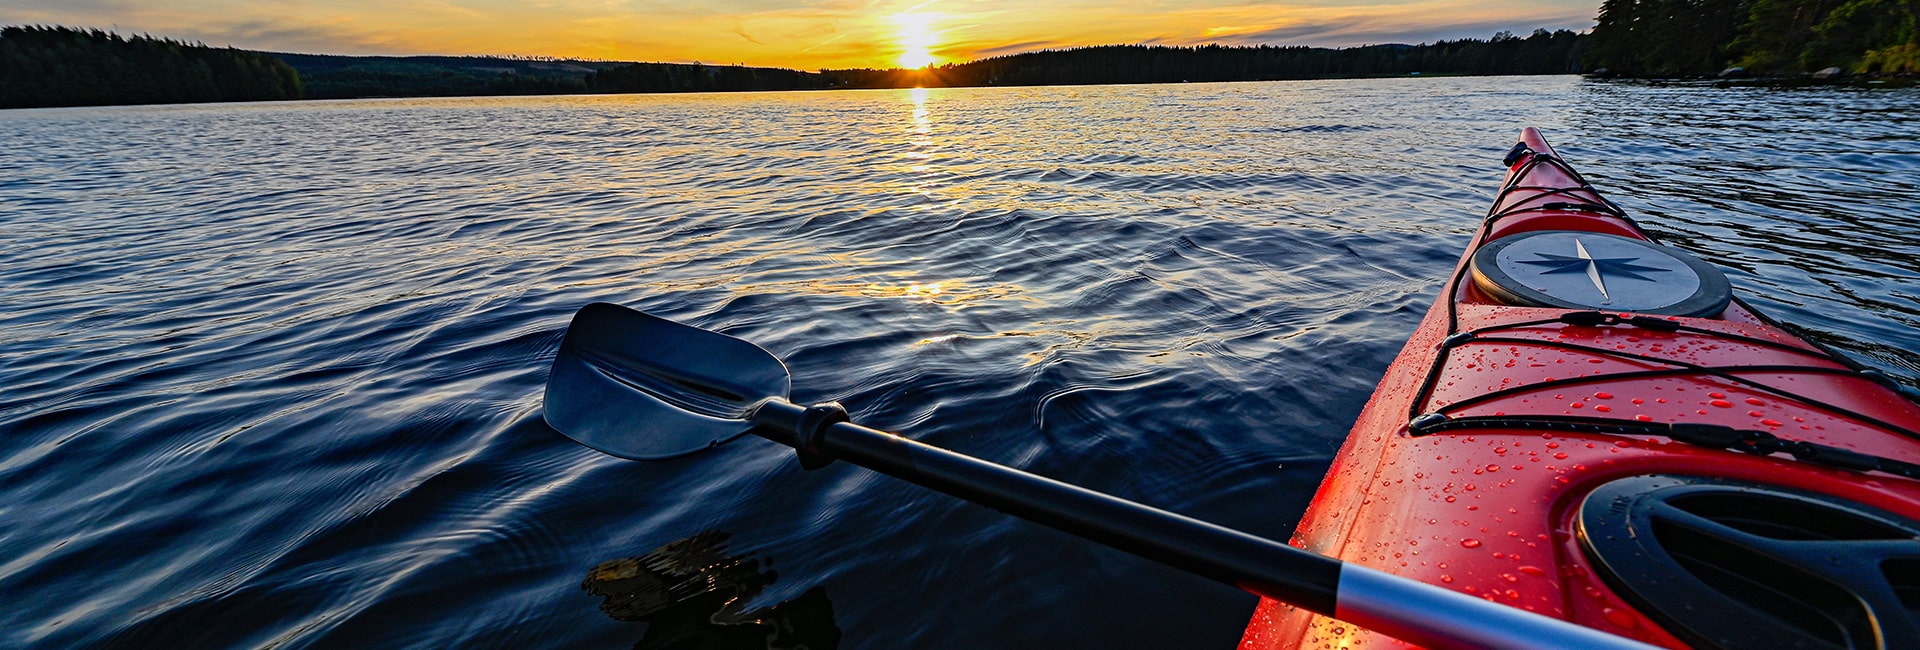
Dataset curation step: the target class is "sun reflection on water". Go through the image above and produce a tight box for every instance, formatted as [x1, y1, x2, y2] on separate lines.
[906, 87, 934, 172]
[692, 275, 1033, 309]
[910, 87, 931, 132]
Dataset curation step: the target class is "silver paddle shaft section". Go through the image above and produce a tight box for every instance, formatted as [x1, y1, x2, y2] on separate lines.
[763, 401, 1659, 650]
[1336, 564, 1662, 650]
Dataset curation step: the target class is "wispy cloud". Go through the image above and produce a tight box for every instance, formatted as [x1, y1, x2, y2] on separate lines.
[5, 0, 1601, 68]
[732, 23, 763, 44]
[1199, 17, 1378, 45]
[800, 33, 847, 53]
[184, 20, 407, 54]
[968, 40, 1068, 58]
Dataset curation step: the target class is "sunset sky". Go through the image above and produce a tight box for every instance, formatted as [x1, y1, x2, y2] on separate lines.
[2, 0, 1598, 70]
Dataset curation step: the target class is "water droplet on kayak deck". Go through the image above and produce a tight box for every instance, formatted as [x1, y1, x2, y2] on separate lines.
[1602, 606, 1638, 629]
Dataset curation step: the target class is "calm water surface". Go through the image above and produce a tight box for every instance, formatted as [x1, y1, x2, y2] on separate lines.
[2, 76, 1917, 648]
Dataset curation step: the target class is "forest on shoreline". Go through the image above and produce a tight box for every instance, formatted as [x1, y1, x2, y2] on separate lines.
[1586, 0, 1920, 76]
[589, 30, 1588, 93]
[6, 0, 1918, 110]
[1, 26, 301, 108]
[2, 26, 1587, 108]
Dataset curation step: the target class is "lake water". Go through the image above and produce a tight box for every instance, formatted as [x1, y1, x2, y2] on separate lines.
[3, 76, 1917, 649]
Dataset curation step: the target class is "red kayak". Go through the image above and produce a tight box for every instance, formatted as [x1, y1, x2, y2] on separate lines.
[1242, 128, 1920, 649]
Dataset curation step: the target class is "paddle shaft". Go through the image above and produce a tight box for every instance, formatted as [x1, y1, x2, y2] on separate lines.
[751, 400, 1657, 650]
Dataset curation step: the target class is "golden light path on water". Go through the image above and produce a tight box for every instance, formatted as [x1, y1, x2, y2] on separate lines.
[908, 87, 933, 172]
[643, 86, 1048, 350]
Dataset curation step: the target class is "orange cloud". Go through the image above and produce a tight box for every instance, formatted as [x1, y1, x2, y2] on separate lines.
[9, 0, 1597, 69]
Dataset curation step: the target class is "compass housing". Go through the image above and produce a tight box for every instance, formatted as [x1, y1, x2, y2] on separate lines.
[1470, 230, 1732, 317]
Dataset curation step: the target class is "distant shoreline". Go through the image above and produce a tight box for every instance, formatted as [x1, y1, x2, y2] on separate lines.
[9, 24, 1914, 111]
[5, 26, 1587, 109]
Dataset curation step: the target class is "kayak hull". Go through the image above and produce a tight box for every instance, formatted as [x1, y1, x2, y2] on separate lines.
[1242, 129, 1920, 649]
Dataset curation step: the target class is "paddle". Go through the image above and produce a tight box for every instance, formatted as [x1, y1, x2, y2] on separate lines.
[544, 302, 1659, 650]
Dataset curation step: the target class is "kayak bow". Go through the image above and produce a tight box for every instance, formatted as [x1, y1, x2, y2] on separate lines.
[1242, 128, 1920, 650]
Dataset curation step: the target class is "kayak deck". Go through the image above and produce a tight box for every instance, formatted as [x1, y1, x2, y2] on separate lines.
[1242, 128, 1920, 649]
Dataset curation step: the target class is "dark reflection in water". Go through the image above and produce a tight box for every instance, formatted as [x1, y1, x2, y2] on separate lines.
[0, 77, 1915, 649]
[584, 531, 840, 650]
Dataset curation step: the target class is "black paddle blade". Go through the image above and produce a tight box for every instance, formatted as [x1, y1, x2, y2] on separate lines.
[544, 303, 792, 460]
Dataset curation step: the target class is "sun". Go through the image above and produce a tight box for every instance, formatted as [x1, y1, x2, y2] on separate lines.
[895, 11, 939, 69]
[900, 48, 937, 70]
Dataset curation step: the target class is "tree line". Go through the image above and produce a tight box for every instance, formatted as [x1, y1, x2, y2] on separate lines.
[586, 29, 1590, 93]
[4, 26, 1592, 108]
[871, 30, 1586, 87]
[277, 53, 621, 99]
[585, 61, 828, 93]
[40, 11, 1916, 109]
[1587, 0, 1920, 75]
[1, 26, 301, 109]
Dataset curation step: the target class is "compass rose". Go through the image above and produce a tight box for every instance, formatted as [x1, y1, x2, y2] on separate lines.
[1513, 237, 1671, 302]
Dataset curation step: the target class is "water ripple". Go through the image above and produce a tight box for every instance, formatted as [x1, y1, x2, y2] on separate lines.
[0, 77, 1915, 648]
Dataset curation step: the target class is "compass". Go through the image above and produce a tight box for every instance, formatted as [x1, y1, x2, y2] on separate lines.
[1469, 230, 1732, 317]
